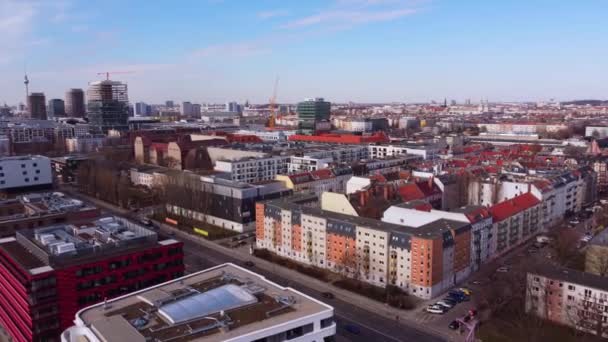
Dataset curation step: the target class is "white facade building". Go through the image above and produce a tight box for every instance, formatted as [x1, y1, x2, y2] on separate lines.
[62, 263, 336, 342]
[0, 155, 52, 190]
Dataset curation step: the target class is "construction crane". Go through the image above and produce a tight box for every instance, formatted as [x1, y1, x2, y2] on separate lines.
[267, 77, 279, 129]
[96, 71, 134, 80]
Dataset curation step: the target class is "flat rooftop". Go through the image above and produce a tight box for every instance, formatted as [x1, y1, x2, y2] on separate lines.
[1, 216, 171, 272]
[72, 263, 333, 342]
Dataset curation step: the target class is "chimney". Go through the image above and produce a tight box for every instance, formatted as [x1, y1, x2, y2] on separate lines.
[359, 191, 366, 207]
[383, 185, 390, 201]
[428, 176, 433, 188]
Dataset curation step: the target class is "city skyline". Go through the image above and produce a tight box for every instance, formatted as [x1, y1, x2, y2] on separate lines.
[1, 0, 607, 105]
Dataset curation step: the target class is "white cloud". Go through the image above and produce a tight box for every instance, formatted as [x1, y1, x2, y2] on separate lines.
[190, 42, 270, 58]
[282, 8, 417, 29]
[257, 9, 289, 20]
[281, 0, 422, 30]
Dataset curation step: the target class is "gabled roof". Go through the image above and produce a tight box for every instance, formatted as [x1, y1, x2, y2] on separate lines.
[489, 192, 540, 222]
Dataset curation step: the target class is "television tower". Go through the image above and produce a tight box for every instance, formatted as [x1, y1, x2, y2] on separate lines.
[24, 73, 30, 102]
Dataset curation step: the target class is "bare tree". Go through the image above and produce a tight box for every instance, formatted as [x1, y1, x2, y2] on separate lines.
[554, 229, 580, 264]
[585, 245, 608, 277]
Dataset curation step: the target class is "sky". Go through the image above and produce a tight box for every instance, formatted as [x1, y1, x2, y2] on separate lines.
[0, 0, 607, 105]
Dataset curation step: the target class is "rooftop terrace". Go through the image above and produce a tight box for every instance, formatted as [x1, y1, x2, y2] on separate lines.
[70, 263, 332, 342]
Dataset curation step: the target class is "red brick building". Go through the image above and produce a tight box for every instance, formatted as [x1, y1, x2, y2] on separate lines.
[0, 216, 183, 342]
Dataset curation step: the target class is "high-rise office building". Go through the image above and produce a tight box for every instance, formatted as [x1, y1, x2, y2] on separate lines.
[48, 99, 66, 117]
[65, 88, 85, 117]
[165, 100, 174, 108]
[192, 103, 201, 116]
[226, 101, 240, 113]
[181, 101, 193, 116]
[27, 92, 47, 120]
[296, 98, 331, 135]
[86, 80, 129, 133]
[135, 101, 151, 116]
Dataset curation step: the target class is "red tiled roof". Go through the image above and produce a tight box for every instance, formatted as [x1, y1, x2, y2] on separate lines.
[398, 183, 425, 202]
[489, 192, 540, 222]
[311, 169, 333, 180]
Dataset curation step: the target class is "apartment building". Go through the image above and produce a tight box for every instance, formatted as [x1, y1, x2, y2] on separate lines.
[526, 265, 608, 338]
[489, 192, 541, 258]
[275, 167, 353, 196]
[215, 156, 290, 183]
[0, 217, 183, 342]
[256, 196, 471, 299]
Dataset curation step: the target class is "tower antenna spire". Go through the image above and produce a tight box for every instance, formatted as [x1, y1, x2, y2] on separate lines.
[24, 63, 30, 104]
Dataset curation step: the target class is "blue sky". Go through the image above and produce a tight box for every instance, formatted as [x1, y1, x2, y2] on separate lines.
[0, 0, 607, 105]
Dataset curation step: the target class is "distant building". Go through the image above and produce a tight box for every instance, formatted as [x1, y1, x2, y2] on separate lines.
[62, 263, 336, 342]
[226, 101, 240, 113]
[27, 92, 47, 120]
[0, 216, 184, 342]
[65, 88, 86, 117]
[47, 98, 66, 117]
[87, 80, 129, 133]
[181, 101, 193, 116]
[135, 101, 151, 116]
[0, 155, 52, 192]
[165, 100, 174, 108]
[586, 126, 608, 139]
[192, 103, 201, 116]
[297, 98, 331, 134]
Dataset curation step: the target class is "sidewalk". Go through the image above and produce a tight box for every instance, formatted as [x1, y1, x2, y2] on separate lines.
[160, 222, 454, 342]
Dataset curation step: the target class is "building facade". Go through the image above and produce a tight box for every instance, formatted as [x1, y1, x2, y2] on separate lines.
[86, 80, 129, 133]
[28, 93, 47, 120]
[526, 265, 608, 338]
[65, 89, 85, 118]
[0, 155, 52, 192]
[297, 98, 331, 135]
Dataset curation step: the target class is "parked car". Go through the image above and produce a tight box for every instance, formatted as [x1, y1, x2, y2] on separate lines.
[322, 292, 335, 299]
[527, 247, 539, 254]
[569, 219, 580, 225]
[426, 305, 446, 314]
[447, 293, 466, 303]
[496, 266, 509, 273]
[448, 320, 460, 330]
[243, 261, 255, 268]
[437, 300, 454, 309]
[344, 324, 361, 335]
[459, 287, 473, 296]
[463, 315, 472, 322]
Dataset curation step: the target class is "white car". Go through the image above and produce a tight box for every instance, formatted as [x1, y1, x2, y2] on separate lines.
[569, 220, 580, 225]
[436, 300, 454, 309]
[496, 266, 509, 273]
[426, 305, 446, 314]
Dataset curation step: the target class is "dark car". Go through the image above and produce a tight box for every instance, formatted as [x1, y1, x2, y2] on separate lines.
[344, 324, 361, 335]
[463, 315, 472, 322]
[243, 261, 255, 268]
[448, 320, 460, 330]
[322, 292, 335, 299]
